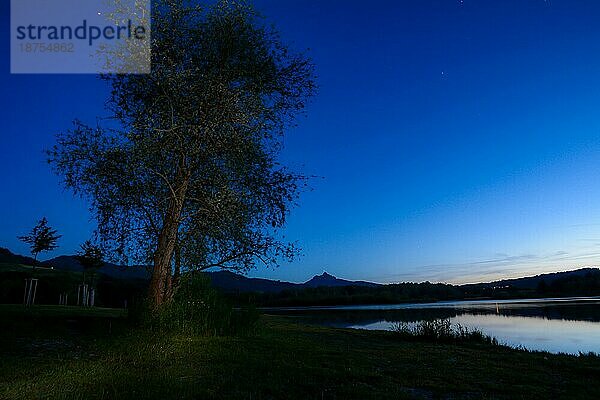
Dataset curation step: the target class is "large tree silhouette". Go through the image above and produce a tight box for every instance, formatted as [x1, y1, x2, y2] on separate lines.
[48, 0, 316, 308]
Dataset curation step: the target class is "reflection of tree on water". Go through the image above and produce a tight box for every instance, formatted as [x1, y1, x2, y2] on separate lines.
[267, 300, 600, 327]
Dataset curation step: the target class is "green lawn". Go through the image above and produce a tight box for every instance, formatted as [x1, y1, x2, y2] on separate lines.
[1, 307, 599, 399]
[0, 263, 78, 275]
[0, 304, 126, 318]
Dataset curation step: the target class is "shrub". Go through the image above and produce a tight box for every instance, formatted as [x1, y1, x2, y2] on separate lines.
[130, 274, 259, 336]
[392, 319, 498, 345]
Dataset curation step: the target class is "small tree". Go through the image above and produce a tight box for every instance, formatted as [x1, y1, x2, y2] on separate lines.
[18, 217, 61, 262]
[77, 240, 104, 285]
[76, 240, 104, 307]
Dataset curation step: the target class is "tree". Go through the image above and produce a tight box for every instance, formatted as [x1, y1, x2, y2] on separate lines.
[77, 240, 104, 285]
[48, 0, 316, 308]
[18, 217, 61, 262]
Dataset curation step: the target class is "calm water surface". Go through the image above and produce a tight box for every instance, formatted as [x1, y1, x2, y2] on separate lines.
[264, 297, 600, 354]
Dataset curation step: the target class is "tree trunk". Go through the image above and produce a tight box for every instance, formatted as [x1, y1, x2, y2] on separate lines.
[148, 169, 189, 309]
[149, 202, 182, 308]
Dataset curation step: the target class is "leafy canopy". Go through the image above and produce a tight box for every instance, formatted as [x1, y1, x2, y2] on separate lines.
[48, 0, 316, 280]
[18, 217, 61, 260]
[77, 240, 105, 271]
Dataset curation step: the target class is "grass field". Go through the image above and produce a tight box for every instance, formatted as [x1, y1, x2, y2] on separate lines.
[0, 263, 80, 275]
[0, 304, 126, 318]
[1, 305, 599, 399]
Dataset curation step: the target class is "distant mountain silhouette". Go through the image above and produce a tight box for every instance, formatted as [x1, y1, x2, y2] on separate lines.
[40, 254, 380, 291]
[41, 255, 151, 280]
[302, 272, 379, 288]
[466, 268, 600, 290]
[208, 270, 301, 293]
[0, 247, 38, 266]
[207, 271, 380, 292]
[2, 246, 599, 293]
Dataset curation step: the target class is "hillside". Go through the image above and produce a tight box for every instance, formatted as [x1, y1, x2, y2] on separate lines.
[28, 251, 382, 292]
[2, 247, 600, 300]
[208, 271, 380, 293]
[470, 268, 600, 290]
[208, 270, 301, 293]
[302, 272, 379, 288]
[0, 247, 38, 266]
[41, 255, 151, 280]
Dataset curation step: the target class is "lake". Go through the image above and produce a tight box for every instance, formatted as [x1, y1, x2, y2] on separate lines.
[263, 297, 600, 354]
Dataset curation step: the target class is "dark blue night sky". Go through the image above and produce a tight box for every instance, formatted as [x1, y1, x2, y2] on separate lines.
[3, 1, 600, 283]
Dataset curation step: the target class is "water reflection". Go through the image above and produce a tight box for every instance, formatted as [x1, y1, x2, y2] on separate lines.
[264, 297, 600, 354]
